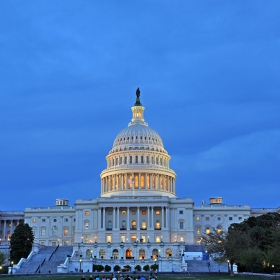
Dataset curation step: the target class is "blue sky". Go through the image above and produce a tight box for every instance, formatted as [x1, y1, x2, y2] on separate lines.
[0, 1, 280, 210]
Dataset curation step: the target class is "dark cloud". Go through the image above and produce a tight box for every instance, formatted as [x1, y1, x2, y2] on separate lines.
[0, 1, 280, 210]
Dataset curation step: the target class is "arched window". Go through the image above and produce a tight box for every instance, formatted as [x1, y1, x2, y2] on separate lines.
[155, 220, 161, 230]
[52, 226, 58, 236]
[152, 248, 158, 258]
[99, 249, 106, 259]
[86, 249, 92, 258]
[126, 248, 133, 259]
[63, 227, 69, 236]
[141, 220, 146, 230]
[107, 221, 112, 230]
[139, 248, 145, 259]
[41, 227, 46, 236]
[131, 220, 136, 230]
[166, 248, 172, 259]
[112, 249, 119, 259]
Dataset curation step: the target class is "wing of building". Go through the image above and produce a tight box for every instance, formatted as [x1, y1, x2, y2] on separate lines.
[1, 89, 279, 273]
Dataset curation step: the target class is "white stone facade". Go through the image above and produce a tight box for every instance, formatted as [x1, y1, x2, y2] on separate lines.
[1, 91, 279, 272]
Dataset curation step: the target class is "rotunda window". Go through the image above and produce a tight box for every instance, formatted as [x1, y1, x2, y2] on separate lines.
[139, 249, 145, 259]
[112, 249, 119, 259]
[99, 249, 105, 258]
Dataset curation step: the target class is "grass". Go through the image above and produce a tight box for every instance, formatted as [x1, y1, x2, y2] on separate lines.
[0, 275, 277, 280]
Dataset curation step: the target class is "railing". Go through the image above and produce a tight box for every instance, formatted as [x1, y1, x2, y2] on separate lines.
[154, 228, 161, 230]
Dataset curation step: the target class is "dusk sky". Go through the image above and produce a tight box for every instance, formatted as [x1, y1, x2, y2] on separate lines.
[1, 1, 280, 211]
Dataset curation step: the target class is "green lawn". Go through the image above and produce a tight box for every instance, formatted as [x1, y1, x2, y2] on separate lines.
[0, 275, 277, 280]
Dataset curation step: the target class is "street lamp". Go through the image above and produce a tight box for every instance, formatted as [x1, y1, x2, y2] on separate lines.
[79, 257, 83, 272]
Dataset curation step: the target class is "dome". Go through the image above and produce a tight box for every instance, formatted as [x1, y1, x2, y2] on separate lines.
[113, 124, 164, 149]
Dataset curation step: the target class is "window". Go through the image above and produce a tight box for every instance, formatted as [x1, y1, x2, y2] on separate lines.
[196, 216, 200, 221]
[179, 222, 184, 229]
[179, 210, 183, 214]
[42, 219, 46, 222]
[120, 157, 122, 164]
[156, 157, 159, 164]
[130, 156, 132, 163]
[141, 235, 146, 242]
[217, 217, 221, 221]
[99, 249, 105, 258]
[52, 226, 58, 236]
[155, 210, 160, 215]
[121, 235, 126, 242]
[116, 158, 118, 165]
[155, 236, 161, 243]
[146, 156, 149, 163]
[53, 218, 57, 222]
[142, 211, 146, 215]
[166, 248, 172, 259]
[112, 249, 119, 259]
[141, 220, 146, 230]
[206, 217, 210, 221]
[85, 211, 90, 216]
[122, 211, 126, 215]
[64, 218, 68, 222]
[139, 249, 145, 259]
[112, 159, 114, 166]
[84, 221, 89, 230]
[107, 221, 112, 230]
[41, 227, 46, 236]
[131, 235, 137, 243]
[229, 217, 233, 221]
[180, 236, 184, 242]
[131, 220, 136, 230]
[239, 217, 243, 220]
[107, 235, 112, 243]
[121, 220, 126, 229]
[108, 211, 112, 215]
[132, 211, 136, 215]
[196, 228, 201, 234]
[155, 220, 161, 229]
[206, 228, 210, 234]
[33, 218, 36, 223]
[64, 227, 69, 236]
[124, 156, 127, 164]
[135, 156, 138, 163]
[141, 156, 144, 163]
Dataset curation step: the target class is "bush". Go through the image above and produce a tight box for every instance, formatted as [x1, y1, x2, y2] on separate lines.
[105, 265, 111, 272]
[143, 264, 150, 272]
[150, 264, 158, 270]
[114, 265, 121, 272]
[134, 265, 141, 271]
[97, 264, 104, 272]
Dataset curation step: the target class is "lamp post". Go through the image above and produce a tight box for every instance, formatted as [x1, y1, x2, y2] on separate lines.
[79, 257, 83, 272]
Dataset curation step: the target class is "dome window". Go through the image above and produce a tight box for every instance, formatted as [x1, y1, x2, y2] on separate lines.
[132, 137, 133, 140]
[127, 137, 129, 140]
[140, 136, 142, 139]
[136, 136, 138, 140]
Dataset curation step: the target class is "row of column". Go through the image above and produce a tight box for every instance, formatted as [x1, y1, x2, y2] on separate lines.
[98, 206, 170, 230]
[0, 219, 22, 241]
[101, 173, 175, 194]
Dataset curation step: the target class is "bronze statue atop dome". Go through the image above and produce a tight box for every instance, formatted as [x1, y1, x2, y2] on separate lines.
[135, 87, 142, 106]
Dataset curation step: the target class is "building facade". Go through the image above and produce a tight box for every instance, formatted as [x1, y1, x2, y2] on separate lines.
[1, 90, 279, 272]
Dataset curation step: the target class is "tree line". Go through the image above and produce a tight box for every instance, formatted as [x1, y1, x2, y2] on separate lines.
[203, 212, 280, 275]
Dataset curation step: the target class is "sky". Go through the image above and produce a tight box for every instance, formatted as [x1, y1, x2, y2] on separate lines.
[0, 1, 280, 210]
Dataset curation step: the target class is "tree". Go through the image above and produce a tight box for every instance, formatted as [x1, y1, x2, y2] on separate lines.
[203, 227, 249, 275]
[0, 251, 7, 267]
[105, 265, 111, 272]
[134, 264, 141, 271]
[114, 265, 121, 272]
[10, 223, 34, 263]
[239, 248, 264, 273]
[143, 264, 150, 272]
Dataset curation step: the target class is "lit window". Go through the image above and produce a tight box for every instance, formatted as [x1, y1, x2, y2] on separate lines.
[196, 216, 200, 221]
[142, 211, 146, 215]
[64, 228, 68, 236]
[131, 235, 137, 243]
[107, 235, 111, 243]
[85, 211, 89, 216]
[142, 220, 146, 229]
[84, 221, 89, 230]
[141, 235, 146, 242]
[122, 211, 126, 215]
[155, 220, 161, 229]
[206, 228, 210, 234]
[180, 236, 184, 242]
[197, 228, 201, 234]
[156, 236, 161, 243]
[121, 235, 126, 242]
[33, 218, 37, 223]
[206, 217, 210, 221]
[155, 210, 160, 215]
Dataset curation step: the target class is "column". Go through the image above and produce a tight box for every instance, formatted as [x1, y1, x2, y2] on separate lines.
[137, 207, 140, 230]
[113, 175, 116, 191]
[98, 208, 102, 229]
[148, 207, 150, 229]
[126, 173, 128, 189]
[4, 220, 7, 240]
[127, 207, 130, 230]
[144, 173, 147, 189]
[150, 174, 153, 189]
[121, 174, 124, 190]
[103, 207, 106, 229]
[117, 207, 120, 228]
[151, 207, 154, 229]
[10, 220, 14, 235]
[157, 174, 160, 189]
[166, 207, 169, 229]
[113, 207, 116, 229]
[139, 173, 141, 188]
[161, 207, 164, 229]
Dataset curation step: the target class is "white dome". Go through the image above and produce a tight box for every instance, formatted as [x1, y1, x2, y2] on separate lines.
[113, 123, 164, 149]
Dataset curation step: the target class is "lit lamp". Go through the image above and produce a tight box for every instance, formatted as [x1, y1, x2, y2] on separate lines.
[79, 258, 83, 272]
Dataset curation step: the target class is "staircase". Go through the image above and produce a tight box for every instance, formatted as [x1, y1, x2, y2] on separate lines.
[15, 246, 73, 274]
[186, 260, 229, 273]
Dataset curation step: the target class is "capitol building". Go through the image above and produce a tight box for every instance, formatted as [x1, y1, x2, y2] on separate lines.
[1, 89, 278, 273]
